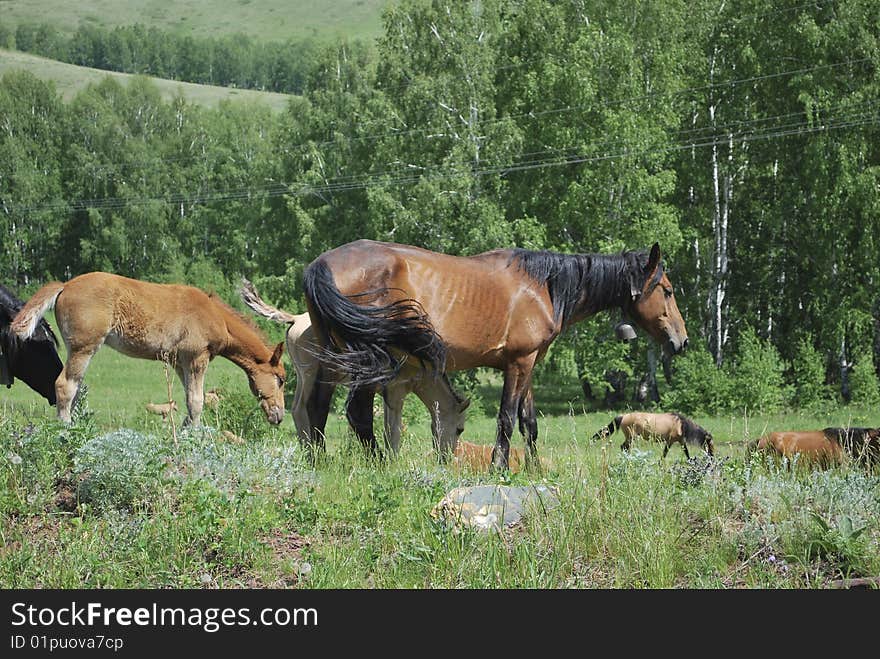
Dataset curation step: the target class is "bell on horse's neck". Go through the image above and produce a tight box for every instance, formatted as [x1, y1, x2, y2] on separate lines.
[614, 321, 637, 342]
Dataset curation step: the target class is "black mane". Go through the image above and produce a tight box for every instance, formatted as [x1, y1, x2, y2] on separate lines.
[509, 248, 663, 326]
[823, 427, 880, 464]
[671, 412, 713, 447]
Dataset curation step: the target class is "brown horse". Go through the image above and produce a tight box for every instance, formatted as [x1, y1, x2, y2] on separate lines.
[303, 240, 688, 469]
[240, 279, 469, 456]
[591, 411, 715, 459]
[11, 272, 285, 426]
[752, 427, 880, 469]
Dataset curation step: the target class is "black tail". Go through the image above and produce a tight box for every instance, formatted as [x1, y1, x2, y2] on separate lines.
[592, 415, 623, 441]
[302, 258, 446, 387]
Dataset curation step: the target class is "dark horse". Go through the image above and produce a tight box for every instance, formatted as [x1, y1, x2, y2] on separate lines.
[0, 284, 63, 404]
[303, 240, 688, 469]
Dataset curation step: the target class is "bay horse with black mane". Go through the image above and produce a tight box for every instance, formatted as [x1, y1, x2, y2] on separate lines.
[1, 284, 63, 405]
[303, 239, 688, 470]
[11, 273, 286, 426]
[751, 427, 880, 470]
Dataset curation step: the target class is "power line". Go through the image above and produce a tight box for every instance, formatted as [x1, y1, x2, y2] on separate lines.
[16, 55, 874, 180]
[9, 107, 877, 215]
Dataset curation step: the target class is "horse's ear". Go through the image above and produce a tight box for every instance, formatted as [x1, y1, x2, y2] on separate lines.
[646, 242, 661, 275]
[270, 341, 285, 367]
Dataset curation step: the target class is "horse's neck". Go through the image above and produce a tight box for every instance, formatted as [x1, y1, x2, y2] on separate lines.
[219, 315, 270, 374]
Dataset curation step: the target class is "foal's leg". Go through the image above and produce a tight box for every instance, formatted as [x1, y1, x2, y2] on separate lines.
[382, 379, 412, 456]
[291, 358, 318, 446]
[55, 342, 101, 423]
[345, 386, 380, 457]
[178, 353, 209, 427]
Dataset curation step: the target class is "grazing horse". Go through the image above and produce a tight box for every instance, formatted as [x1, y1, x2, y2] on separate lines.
[303, 239, 688, 469]
[0, 284, 63, 405]
[11, 273, 285, 426]
[239, 279, 469, 456]
[752, 427, 880, 469]
[591, 411, 715, 459]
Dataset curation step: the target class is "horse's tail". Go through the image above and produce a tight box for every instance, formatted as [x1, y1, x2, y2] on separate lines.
[240, 278, 300, 324]
[11, 282, 64, 341]
[592, 415, 623, 441]
[302, 258, 446, 387]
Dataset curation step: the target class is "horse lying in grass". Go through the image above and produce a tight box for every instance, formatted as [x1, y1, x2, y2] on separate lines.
[591, 411, 715, 459]
[240, 279, 469, 457]
[1, 284, 63, 405]
[453, 440, 551, 474]
[751, 427, 880, 469]
[12, 273, 286, 427]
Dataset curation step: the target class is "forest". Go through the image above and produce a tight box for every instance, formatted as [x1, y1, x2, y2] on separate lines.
[2, 0, 879, 414]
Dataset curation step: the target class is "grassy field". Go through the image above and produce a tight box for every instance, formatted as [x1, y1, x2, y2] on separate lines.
[2, 315, 880, 588]
[0, 0, 391, 42]
[0, 48, 295, 111]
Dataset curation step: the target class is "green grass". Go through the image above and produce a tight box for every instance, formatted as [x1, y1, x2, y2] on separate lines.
[2, 324, 880, 588]
[0, 48, 295, 111]
[0, 0, 392, 42]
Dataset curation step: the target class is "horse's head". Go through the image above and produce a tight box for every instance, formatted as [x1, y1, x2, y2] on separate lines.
[627, 243, 688, 356]
[431, 395, 471, 448]
[0, 326, 62, 405]
[248, 342, 286, 425]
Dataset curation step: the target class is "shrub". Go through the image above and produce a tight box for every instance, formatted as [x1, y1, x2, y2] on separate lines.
[790, 336, 832, 410]
[663, 343, 733, 415]
[728, 326, 791, 414]
[849, 350, 880, 406]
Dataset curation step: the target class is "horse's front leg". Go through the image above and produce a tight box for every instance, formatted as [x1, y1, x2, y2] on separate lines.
[178, 354, 208, 427]
[492, 358, 535, 472]
[518, 381, 538, 463]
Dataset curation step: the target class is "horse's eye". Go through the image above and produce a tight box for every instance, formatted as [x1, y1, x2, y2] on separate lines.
[664, 288, 673, 299]
[276, 376, 284, 388]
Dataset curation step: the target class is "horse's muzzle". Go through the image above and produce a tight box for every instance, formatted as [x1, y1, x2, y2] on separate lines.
[666, 337, 688, 356]
[266, 406, 284, 425]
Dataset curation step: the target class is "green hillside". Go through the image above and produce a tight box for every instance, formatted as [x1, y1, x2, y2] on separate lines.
[0, 48, 294, 111]
[0, 0, 391, 42]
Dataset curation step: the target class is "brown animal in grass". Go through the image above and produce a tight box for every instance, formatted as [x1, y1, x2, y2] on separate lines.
[303, 240, 688, 471]
[145, 400, 178, 420]
[591, 411, 715, 458]
[11, 272, 285, 427]
[453, 440, 550, 474]
[752, 427, 880, 469]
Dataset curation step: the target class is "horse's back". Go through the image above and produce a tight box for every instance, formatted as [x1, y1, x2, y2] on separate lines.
[317, 241, 555, 369]
[759, 431, 841, 462]
[621, 412, 679, 440]
[55, 272, 222, 356]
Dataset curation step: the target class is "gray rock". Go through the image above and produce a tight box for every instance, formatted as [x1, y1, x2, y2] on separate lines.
[431, 484, 560, 532]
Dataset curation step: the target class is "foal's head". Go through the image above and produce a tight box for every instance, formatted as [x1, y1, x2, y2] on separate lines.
[247, 342, 286, 425]
[627, 243, 688, 356]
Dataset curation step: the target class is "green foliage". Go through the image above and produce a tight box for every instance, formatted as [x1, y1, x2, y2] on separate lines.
[849, 350, 880, 406]
[663, 343, 733, 415]
[728, 327, 792, 414]
[790, 336, 832, 410]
